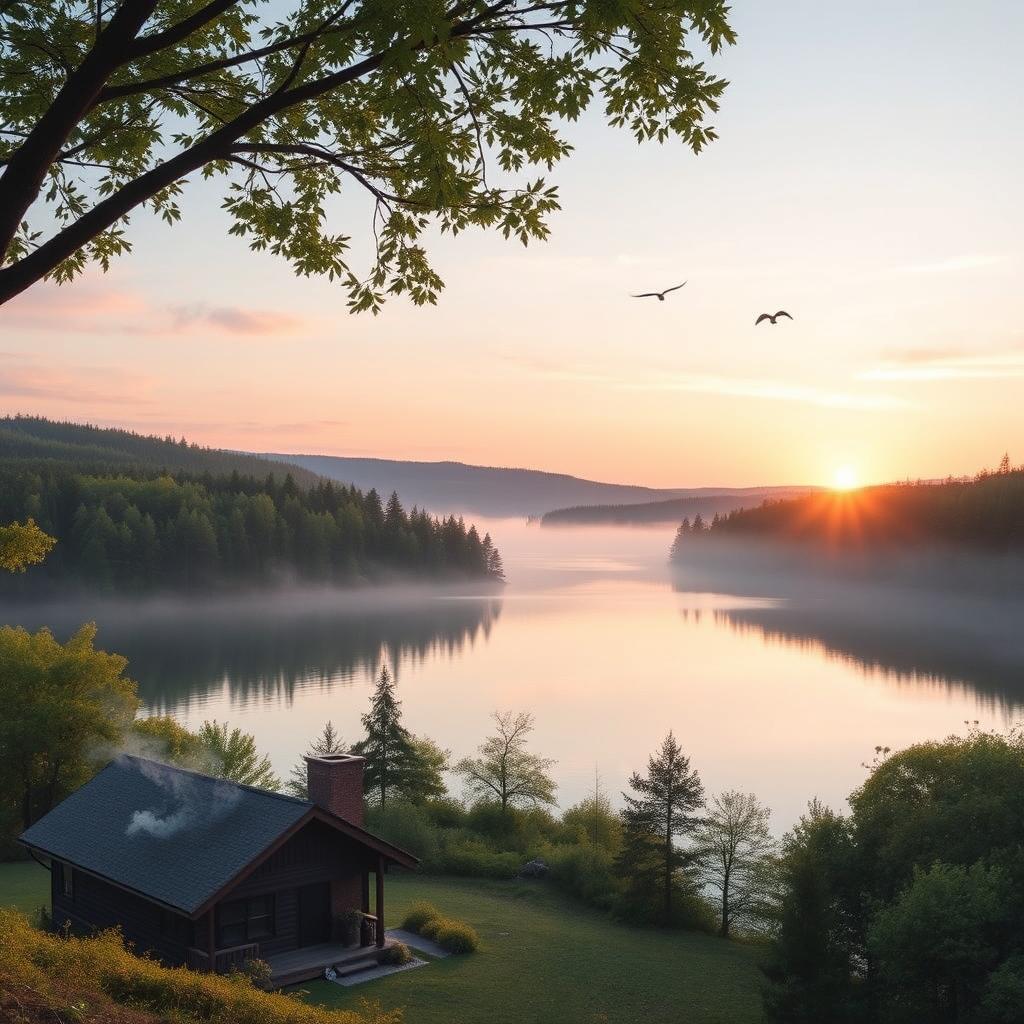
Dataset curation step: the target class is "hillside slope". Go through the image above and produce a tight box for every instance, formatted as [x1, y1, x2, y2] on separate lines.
[542, 487, 818, 526]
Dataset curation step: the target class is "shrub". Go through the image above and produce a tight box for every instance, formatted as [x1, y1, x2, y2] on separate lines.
[421, 796, 467, 830]
[435, 835, 521, 878]
[544, 843, 622, 908]
[377, 941, 413, 966]
[401, 901, 442, 934]
[364, 801, 439, 862]
[417, 915, 444, 940]
[433, 919, 480, 954]
[336, 909, 364, 947]
[0, 909, 397, 1024]
[228, 957, 272, 989]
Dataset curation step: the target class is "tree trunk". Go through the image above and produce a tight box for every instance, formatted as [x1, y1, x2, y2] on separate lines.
[720, 866, 731, 938]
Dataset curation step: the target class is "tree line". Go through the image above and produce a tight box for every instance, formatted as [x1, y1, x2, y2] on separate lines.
[0, 469, 503, 593]
[671, 456, 1024, 556]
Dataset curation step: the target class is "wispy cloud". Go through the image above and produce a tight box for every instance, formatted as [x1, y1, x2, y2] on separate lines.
[892, 253, 1003, 275]
[861, 347, 1024, 382]
[0, 352, 155, 405]
[1, 281, 306, 337]
[169, 304, 304, 335]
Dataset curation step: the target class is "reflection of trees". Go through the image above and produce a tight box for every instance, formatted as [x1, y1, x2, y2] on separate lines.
[2, 592, 502, 711]
[673, 574, 1024, 714]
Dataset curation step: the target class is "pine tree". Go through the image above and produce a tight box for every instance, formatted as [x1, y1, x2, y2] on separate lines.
[352, 667, 422, 806]
[616, 732, 704, 925]
[286, 721, 346, 798]
[669, 518, 690, 562]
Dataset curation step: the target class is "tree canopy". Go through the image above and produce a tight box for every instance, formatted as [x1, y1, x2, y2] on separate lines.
[0, 518, 56, 572]
[455, 709, 556, 812]
[0, 1, 735, 310]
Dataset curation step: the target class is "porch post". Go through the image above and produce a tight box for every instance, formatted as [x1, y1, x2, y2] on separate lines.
[206, 908, 216, 973]
[375, 855, 385, 948]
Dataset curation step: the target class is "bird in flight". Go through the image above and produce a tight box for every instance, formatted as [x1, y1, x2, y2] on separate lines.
[631, 281, 686, 301]
[755, 310, 793, 325]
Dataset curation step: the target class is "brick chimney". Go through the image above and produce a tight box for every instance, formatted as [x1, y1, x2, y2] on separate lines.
[305, 754, 365, 826]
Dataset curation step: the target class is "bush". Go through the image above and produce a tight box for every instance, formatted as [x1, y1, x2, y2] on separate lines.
[335, 909, 364, 947]
[417, 915, 444, 940]
[364, 801, 439, 862]
[421, 796, 467, 830]
[544, 843, 622, 908]
[400, 901, 441, 934]
[376, 941, 413, 966]
[432, 918, 480, 954]
[0, 909, 397, 1024]
[435, 835, 521, 878]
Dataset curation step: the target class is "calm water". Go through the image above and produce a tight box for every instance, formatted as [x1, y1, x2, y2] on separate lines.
[6, 520, 1021, 831]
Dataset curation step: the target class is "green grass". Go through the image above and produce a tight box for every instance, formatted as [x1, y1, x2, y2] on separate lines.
[0, 859, 50, 920]
[0, 864, 764, 1024]
[305, 875, 764, 1024]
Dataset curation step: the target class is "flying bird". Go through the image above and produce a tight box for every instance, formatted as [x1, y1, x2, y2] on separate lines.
[631, 281, 686, 301]
[755, 310, 793, 325]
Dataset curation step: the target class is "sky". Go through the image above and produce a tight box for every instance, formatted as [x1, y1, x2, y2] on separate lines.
[2, 0, 1023, 489]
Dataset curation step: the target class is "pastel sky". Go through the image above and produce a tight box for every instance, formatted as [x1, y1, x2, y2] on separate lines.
[2, 0, 1022, 488]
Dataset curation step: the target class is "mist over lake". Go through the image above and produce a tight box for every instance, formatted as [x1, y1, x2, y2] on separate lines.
[4, 519, 1018, 830]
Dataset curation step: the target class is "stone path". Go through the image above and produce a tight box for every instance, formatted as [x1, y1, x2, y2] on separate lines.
[385, 928, 452, 959]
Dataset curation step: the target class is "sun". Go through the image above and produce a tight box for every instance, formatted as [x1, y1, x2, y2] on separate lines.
[832, 465, 859, 491]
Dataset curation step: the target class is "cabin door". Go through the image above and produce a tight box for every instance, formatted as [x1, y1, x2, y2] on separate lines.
[297, 882, 332, 947]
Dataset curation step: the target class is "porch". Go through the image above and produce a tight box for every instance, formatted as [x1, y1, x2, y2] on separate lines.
[265, 933, 397, 987]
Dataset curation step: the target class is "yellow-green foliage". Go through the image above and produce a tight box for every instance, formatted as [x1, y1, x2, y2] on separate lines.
[400, 901, 441, 934]
[0, 910, 400, 1024]
[401, 906, 479, 954]
[431, 920, 480, 954]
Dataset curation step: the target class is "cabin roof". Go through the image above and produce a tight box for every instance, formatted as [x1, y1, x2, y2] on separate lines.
[19, 754, 417, 917]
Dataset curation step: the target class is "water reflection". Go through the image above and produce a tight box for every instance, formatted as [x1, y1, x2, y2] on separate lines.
[1, 588, 503, 712]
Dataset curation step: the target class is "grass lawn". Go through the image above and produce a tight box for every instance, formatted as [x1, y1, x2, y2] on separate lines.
[305, 875, 764, 1024]
[0, 863, 764, 1024]
[0, 858, 50, 920]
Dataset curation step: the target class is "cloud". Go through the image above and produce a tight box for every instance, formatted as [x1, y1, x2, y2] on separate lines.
[170, 304, 304, 335]
[892, 254, 1003, 275]
[861, 347, 1024, 382]
[0, 281, 305, 337]
[0, 352, 154, 405]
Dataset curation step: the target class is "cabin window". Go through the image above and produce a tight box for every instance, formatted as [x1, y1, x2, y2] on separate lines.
[60, 863, 74, 899]
[217, 895, 275, 947]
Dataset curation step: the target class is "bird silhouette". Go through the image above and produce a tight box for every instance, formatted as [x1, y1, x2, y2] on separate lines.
[755, 310, 793, 325]
[631, 281, 686, 301]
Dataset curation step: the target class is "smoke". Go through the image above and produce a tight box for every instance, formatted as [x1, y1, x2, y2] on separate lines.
[123, 753, 242, 840]
[126, 807, 194, 838]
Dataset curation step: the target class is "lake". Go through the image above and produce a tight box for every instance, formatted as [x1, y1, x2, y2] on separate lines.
[4, 519, 1020, 831]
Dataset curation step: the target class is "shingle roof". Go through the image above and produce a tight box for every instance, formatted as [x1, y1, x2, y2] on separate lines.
[19, 756, 315, 916]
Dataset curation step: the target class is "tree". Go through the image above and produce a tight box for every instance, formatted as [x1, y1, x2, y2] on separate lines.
[404, 735, 450, 805]
[669, 518, 690, 562]
[617, 731, 704, 925]
[195, 720, 280, 791]
[562, 771, 620, 852]
[286, 720, 345, 798]
[132, 714, 208, 768]
[693, 790, 775, 937]
[0, 623, 139, 849]
[0, 518, 55, 572]
[455, 710, 556, 813]
[352, 666, 423, 806]
[0, 2, 736, 310]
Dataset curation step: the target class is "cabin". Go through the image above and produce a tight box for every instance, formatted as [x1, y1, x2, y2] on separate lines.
[18, 752, 418, 986]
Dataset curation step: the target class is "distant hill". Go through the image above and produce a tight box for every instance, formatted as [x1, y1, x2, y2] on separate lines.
[541, 488, 819, 527]
[1, 416, 324, 488]
[266, 452, 810, 519]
